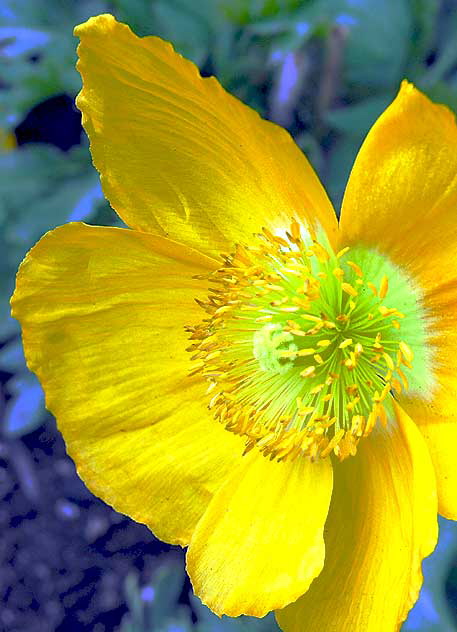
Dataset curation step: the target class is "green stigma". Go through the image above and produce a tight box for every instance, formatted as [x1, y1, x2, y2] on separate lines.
[187, 220, 432, 461]
[253, 324, 297, 374]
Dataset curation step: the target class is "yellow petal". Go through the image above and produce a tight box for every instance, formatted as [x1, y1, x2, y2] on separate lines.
[339, 81, 457, 294]
[11, 222, 244, 545]
[276, 403, 437, 632]
[186, 449, 333, 617]
[416, 417, 457, 521]
[400, 381, 457, 520]
[396, 256, 457, 520]
[74, 14, 337, 257]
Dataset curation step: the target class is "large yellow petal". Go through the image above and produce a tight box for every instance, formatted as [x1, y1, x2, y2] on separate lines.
[74, 14, 338, 257]
[338, 81, 457, 466]
[339, 81, 457, 294]
[276, 403, 438, 632]
[186, 450, 333, 618]
[11, 222, 244, 545]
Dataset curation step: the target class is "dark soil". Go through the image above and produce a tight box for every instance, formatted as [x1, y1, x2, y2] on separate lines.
[0, 418, 177, 632]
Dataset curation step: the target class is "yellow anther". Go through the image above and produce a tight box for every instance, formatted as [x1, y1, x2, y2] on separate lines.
[346, 261, 363, 277]
[346, 384, 359, 395]
[291, 218, 301, 241]
[339, 338, 353, 349]
[205, 350, 222, 361]
[381, 382, 391, 400]
[292, 299, 311, 311]
[312, 241, 330, 262]
[397, 367, 409, 390]
[367, 282, 378, 296]
[354, 342, 363, 356]
[379, 275, 389, 299]
[297, 348, 317, 357]
[317, 339, 331, 347]
[280, 350, 297, 358]
[298, 406, 316, 416]
[301, 314, 322, 323]
[379, 306, 398, 317]
[255, 315, 273, 322]
[346, 396, 360, 411]
[313, 354, 324, 365]
[333, 267, 345, 279]
[300, 366, 316, 378]
[351, 415, 365, 437]
[320, 428, 345, 458]
[310, 383, 325, 394]
[234, 244, 252, 265]
[336, 246, 350, 258]
[373, 390, 381, 403]
[391, 320, 401, 330]
[214, 305, 234, 316]
[383, 353, 395, 371]
[279, 305, 300, 312]
[341, 282, 358, 297]
[399, 341, 414, 364]
[322, 394, 333, 402]
[289, 329, 308, 337]
[336, 314, 349, 323]
[391, 378, 402, 394]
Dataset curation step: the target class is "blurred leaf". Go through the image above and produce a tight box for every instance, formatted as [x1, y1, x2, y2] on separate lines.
[324, 135, 361, 212]
[325, 94, 392, 138]
[409, 0, 439, 63]
[110, 0, 155, 35]
[150, 2, 209, 64]
[0, 0, 108, 124]
[3, 371, 44, 438]
[420, 80, 457, 114]
[0, 338, 24, 372]
[421, 11, 457, 89]
[342, 0, 412, 89]
[1, 144, 100, 255]
[0, 26, 50, 56]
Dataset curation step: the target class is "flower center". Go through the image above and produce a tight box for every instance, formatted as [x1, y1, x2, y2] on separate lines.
[187, 220, 431, 461]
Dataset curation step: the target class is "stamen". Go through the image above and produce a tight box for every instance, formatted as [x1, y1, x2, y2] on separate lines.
[188, 219, 427, 463]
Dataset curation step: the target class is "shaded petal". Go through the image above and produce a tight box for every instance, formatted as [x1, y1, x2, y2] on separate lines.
[75, 14, 338, 257]
[186, 450, 333, 617]
[276, 403, 438, 632]
[395, 241, 457, 519]
[11, 222, 244, 545]
[339, 81, 457, 294]
[400, 387, 457, 520]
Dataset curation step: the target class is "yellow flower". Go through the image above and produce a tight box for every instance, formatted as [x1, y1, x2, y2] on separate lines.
[11, 13, 457, 631]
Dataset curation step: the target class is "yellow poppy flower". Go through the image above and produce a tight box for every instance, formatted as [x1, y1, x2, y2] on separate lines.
[11, 13, 457, 631]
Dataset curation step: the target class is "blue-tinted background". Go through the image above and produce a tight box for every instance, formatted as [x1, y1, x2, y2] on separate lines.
[2, 0, 457, 630]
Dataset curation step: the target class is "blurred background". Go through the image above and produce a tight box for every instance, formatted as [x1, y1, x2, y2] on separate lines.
[2, 0, 457, 630]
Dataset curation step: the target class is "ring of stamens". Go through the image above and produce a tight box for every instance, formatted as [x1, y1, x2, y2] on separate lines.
[187, 219, 424, 462]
